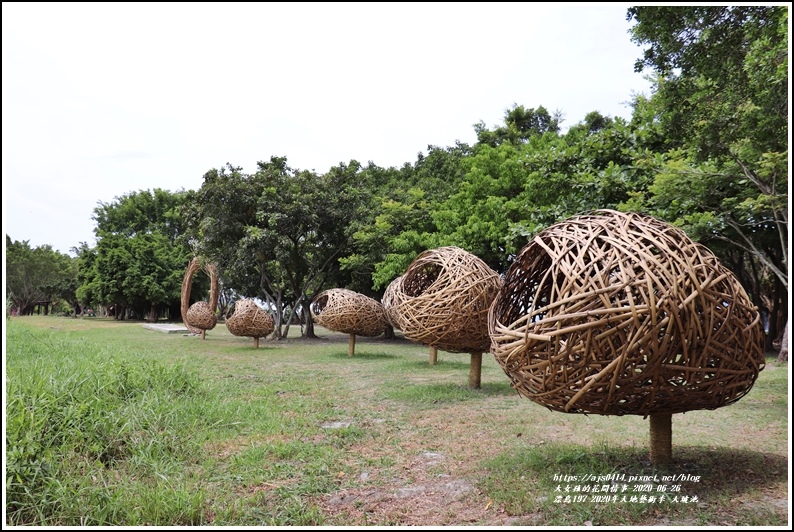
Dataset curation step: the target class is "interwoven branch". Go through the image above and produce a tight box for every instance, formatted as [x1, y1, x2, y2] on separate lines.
[226, 299, 275, 339]
[488, 210, 766, 416]
[186, 301, 217, 331]
[381, 275, 405, 330]
[311, 288, 387, 337]
[390, 246, 502, 353]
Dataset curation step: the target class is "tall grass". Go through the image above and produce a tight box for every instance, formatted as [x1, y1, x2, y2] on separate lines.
[6, 322, 210, 525]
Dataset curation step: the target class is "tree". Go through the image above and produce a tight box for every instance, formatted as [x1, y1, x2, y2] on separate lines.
[474, 104, 562, 147]
[183, 157, 372, 339]
[627, 5, 788, 346]
[78, 189, 193, 321]
[429, 114, 656, 273]
[340, 144, 471, 293]
[6, 236, 77, 315]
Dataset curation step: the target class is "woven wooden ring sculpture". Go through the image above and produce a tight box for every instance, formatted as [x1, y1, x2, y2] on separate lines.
[488, 210, 765, 463]
[226, 299, 275, 348]
[181, 257, 219, 337]
[393, 246, 502, 353]
[311, 288, 387, 338]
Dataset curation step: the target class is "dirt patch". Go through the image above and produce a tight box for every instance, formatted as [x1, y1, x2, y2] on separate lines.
[317, 449, 537, 526]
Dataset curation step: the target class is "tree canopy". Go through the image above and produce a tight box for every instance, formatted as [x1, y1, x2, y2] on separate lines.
[6, 236, 77, 316]
[75, 189, 193, 321]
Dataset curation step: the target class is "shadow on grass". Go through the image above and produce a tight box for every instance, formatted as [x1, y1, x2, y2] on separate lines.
[384, 381, 516, 405]
[327, 351, 399, 360]
[225, 345, 281, 353]
[480, 441, 788, 526]
[659, 445, 788, 496]
[484, 441, 788, 501]
[397, 358, 472, 370]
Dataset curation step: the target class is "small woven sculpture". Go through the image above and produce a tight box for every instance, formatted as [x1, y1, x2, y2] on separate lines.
[226, 299, 275, 348]
[180, 257, 219, 338]
[390, 246, 502, 387]
[488, 210, 765, 463]
[311, 288, 387, 356]
[186, 301, 217, 339]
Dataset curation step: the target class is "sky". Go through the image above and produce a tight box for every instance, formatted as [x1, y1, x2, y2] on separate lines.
[3, 2, 655, 257]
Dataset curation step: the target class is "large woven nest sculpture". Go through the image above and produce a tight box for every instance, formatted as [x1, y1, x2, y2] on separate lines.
[311, 288, 387, 355]
[180, 257, 219, 338]
[381, 276, 404, 331]
[390, 246, 502, 387]
[488, 210, 765, 463]
[226, 299, 275, 348]
[393, 246, 502, 353]
[311, 289, 387, 337]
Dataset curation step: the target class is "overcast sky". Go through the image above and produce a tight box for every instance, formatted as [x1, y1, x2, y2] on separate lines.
[3, 2, 654, 256]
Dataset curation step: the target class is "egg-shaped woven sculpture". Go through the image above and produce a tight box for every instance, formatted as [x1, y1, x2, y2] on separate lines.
[392, 246, 502, 353]
[381, 276, 405, 331]
[226, 299, 275, 339]
[186, 301, 217, 331]
[489, 210, 766, 417]
[311, 288, 387, 337]
[180, 257, 219, 336]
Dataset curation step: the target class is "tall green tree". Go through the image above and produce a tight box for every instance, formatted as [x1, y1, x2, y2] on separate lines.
[341, 144, 472, 292]
[627, 5, 788, 346]
[78, 189, 193, 321]
[428, 113, 656, 273]
[6, 236, 77, 315]
[474, 104, 562, 147]
[183, 157, 371, 339]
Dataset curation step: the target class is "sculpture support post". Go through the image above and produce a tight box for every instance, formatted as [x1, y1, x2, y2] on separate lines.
[649, 413, 672, 465]
[429, 346, 438, 366]
[254, 336, 260, 349]
[469, 352, 482, 389]
[348, 333, 356, 357]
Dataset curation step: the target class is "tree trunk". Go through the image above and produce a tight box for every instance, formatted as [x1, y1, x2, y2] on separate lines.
[767, 276, 782, 351]
[148, 303, 157, 323]
[777, 320, 788, 363]
[302, 295, 318, 338]
[383, 323, 395, 340]
[649, 413, 672, 465]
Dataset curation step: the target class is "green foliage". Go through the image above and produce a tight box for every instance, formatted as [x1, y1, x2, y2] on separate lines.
[183, 157, 374, 336]
[5, 236, 78, 315]
[76, 189, 193, 319]
[626, 5, 788, 342]
[341, 144, 472, 292]
[474, 103, 562, 147]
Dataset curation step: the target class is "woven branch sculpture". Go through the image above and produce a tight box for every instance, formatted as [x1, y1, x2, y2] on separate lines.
[311, 288, 387, 356]
[180, 257, 219, 339]
[226, 299, 275, 348]
[381, 276, 405, 331]
[488, 210, 765, 463]
[186, 301, 217, 336]
[390, 246, 502, 387]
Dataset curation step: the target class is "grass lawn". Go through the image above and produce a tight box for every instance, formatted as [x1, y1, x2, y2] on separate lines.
[5, 315, 790, 526]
